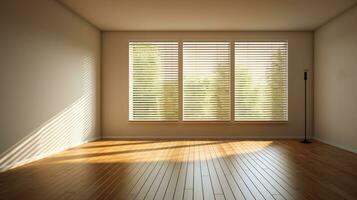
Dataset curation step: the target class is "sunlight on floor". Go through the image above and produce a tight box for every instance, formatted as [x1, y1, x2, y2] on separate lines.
[42, 140, 273, 164]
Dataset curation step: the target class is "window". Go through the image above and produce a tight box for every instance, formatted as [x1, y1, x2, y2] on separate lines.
[235, 41, 288, 121]
[129, 40, 288, 122]
[129, 42, 179, 121]
[183, 42, 231, 121]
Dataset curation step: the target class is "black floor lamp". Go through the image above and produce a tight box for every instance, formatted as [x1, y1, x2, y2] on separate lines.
[301, 70, 311, 143]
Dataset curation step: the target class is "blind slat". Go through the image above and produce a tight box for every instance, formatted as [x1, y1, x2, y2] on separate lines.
[129, 41, 288, 122]
[235, 41, 288, 121]
[183, 42, 231, 121]
[129, 42, 179, 121]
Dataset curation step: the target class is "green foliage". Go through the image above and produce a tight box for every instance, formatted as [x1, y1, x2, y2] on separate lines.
[183, 64, 230, 120]
[131, 42, 286, 121]
[132, 43, 178, 120]
[235, 48, 286, 121]
[235, 64, 261, 119]
[268, 49, 287, 120]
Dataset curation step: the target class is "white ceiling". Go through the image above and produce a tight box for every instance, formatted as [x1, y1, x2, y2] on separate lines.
[59, 0, 357, 31]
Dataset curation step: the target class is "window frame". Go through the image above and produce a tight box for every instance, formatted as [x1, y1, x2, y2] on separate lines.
[128, 40, 288, 123]
[128, 40, 180, 122]
[182, 41, 232, 122]
[234, 40, 289, 123]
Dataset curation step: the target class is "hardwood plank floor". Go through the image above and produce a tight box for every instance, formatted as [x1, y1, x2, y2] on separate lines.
[0, 139, 356, 200]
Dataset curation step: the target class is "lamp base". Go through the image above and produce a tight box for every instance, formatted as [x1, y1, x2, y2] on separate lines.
[300, 139, 312, 144]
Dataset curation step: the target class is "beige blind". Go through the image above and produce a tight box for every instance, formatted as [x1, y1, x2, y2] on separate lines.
[183, 42, 231, 121]
[235, 41, 288, 121]
[129, 42, 178, 121]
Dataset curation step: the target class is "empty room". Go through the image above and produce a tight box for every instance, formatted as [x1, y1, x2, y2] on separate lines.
[1, 0, 357, 199]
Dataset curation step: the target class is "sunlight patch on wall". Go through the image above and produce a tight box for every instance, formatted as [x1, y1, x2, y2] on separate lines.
[0, 55, 98, 172]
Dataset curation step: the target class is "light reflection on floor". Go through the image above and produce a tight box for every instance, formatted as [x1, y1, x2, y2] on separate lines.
[1, 140, 356, 200]
[43, 140, 274, 164]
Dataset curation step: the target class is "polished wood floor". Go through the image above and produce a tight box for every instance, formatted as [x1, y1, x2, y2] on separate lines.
[0, 139, 356, 200]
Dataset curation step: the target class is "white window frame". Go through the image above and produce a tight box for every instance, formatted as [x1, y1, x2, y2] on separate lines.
[128, 40, 288, 123]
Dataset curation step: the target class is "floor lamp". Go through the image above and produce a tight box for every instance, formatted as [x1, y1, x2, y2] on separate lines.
[301, 70, 311, 143]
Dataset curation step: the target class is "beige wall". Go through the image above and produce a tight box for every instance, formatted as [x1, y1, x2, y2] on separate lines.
[0, 0, 101, 171]
[102, 31, 313, 138]
[314, 6, 357, 153]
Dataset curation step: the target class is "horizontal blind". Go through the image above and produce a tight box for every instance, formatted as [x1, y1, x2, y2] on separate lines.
[235, 41, 288, 121]
[129, 42, 178, 121]
[183, 42, 231, 121]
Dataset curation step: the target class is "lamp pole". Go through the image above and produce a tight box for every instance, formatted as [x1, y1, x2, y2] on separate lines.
[301, 70, 311, 143]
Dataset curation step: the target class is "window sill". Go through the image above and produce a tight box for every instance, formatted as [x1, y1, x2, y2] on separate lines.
[128, 120, 288, 124]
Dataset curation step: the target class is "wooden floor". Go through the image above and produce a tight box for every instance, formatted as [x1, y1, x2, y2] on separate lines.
[0, 140, 356, 200]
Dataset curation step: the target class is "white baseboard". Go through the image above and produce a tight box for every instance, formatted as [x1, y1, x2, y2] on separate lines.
[102, 135, 303, 139]
[0, 136, 100, 173]
[313, 137, 357, 154]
